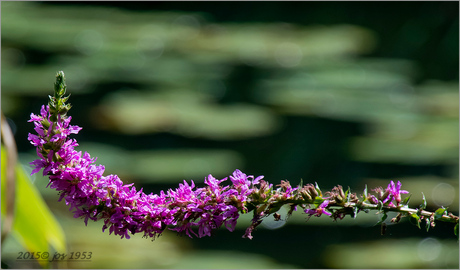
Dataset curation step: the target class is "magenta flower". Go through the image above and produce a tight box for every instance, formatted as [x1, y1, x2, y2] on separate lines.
[229, 169, 263, 196]
[382, 180, 409, 206]
[304, 200, 332, 217]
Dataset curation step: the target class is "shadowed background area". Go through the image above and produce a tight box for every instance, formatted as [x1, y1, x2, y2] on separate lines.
[1, 1, 459, 269]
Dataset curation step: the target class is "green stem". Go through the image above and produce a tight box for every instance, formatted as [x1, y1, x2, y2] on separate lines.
[254, 198, 459, 224]
[356, 202, 458, 223]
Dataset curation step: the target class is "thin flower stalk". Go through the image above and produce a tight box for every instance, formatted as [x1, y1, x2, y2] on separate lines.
[28, 71, 459, 240]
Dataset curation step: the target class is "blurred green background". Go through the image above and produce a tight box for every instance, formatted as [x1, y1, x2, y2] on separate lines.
[1, 1, 459, 268]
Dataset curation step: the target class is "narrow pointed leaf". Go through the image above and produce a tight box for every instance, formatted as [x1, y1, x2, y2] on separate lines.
[419, 192, 427, 210]
[315, 182, 322, 197]
[363, 185, 368, 202]
[401, 194, 411, 207]
[425, 218, 430, 232]
[454, 223, 459, 240]
[409, 213, 421, 229]
[434, 207, 448, 220]
[377, 201, 383, 212]
[376, 212, 388, 225]
[352, 205, 359, 219]
[312, 197, 325, 208]
[345, 187, 351, 202]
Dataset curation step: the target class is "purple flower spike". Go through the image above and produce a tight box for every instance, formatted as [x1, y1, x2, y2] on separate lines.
[25, 71, 460, 242]
[28, 80, 309, 241]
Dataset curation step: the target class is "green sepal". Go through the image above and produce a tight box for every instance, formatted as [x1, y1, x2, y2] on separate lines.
[298, 178, 303, 189]
[363, 184, 368, 202]
[48, 95, 55, 104]
[267, 185, 273, 195]
[315, 182, 322, 197]
[41, 119, 51, 129]
[434, 207, 448, 220]
[295, 179, 303, 198]
[419, 192, 427, 210]
[61, 94, 70, 103]
[425, 217, 430, 232]
[409, 213, 421, 229]
[401, 194, 411, 207]
[345, 187, 351, 202]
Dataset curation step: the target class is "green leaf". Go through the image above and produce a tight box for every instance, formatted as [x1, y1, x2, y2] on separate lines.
[454, 223, 459, 240]
[1, 146, 66, 267]
[425, 217, 430, 232]
[419, 192, 427, 210]
[377, 201, 384, 212]
[401, 194, 411, 207]
[352, 205, 359, 219]
[257, 204, 268, 215]
[268, 204, 282, 215]
[434, 207, 448, 220]
[376, 212, 388, 225]
[409, 213, 421, 229]
[245, 202, 258, 214]
[312, 197, 325, 208]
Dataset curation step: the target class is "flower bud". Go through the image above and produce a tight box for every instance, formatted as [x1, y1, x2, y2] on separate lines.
[308, 185, 318, 198]
[395, 194, 401, 205]
[301, 191, 312, 201]
[338, 185, 345, 200]
[381, 190, 391, 202]
[41, 118, 51, 129]
[368, 195, 379, 204]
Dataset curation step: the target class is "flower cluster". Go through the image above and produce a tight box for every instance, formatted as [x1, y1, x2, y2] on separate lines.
[28, 75, 267, 239]
[29, 101, 267, 239]
[367, 181, 409, 207]
[28, 102, 267, 239]
[27, 71, 459, 240]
